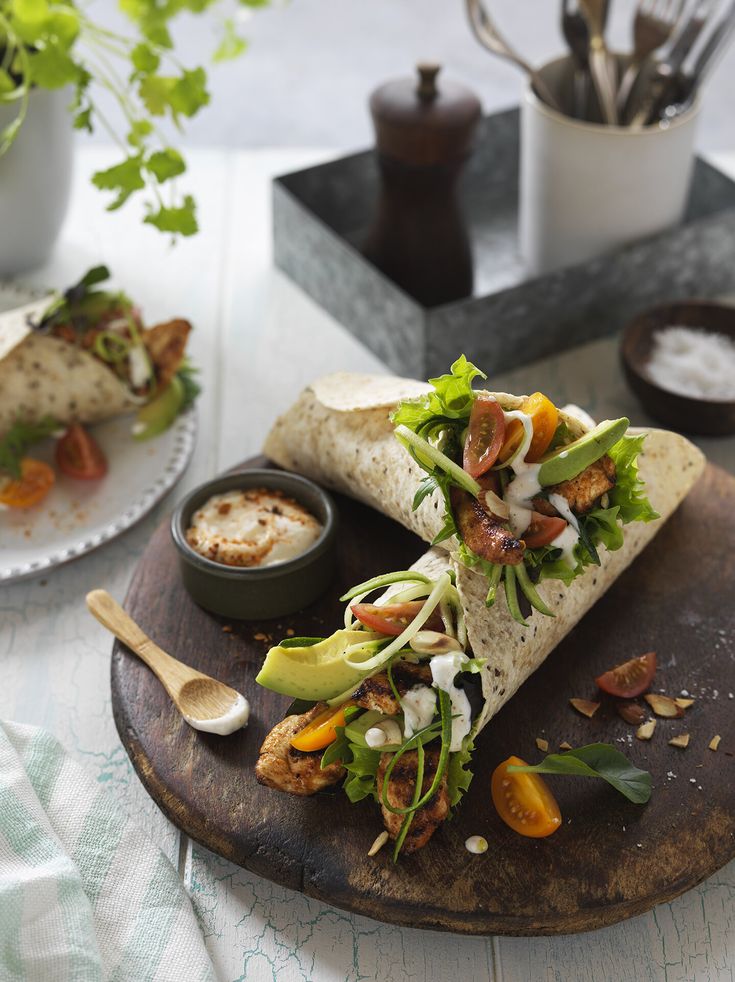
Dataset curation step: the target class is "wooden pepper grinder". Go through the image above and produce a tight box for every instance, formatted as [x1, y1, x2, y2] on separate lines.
[362, 63, 481, 307]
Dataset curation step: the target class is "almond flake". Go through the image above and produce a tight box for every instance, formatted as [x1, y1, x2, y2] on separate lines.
[644, 694, 684, 718]
[668, 733, 690, 749]
[617, 701, 646, 725]
[570, 698, 600, 718]
[536, 737, 549, 752]
[367, 831, 389, 857]
[636, 720, 656, 741]
[559, 741, 573, 751]
[709, 735, 721, 752]
[674, 697, 695, 709]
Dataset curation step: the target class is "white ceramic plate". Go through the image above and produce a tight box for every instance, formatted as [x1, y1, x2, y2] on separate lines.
[0, 282, 197, 583]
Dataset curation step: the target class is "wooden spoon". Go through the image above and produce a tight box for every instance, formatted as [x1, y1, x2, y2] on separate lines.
[86, 589, 249, 735]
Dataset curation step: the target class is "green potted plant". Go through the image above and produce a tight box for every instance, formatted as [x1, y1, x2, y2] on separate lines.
[0, 0, 266, 274]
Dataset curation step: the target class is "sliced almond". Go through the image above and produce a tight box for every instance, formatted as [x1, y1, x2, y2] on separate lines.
[674, 697, 695, 709]
[367, 830, 389, 857]
[709, 735, 721, 752]
[617, 701, 646, 725]
[668, 733, 690, 749]
[644, 694, 684, 718]
[536, 737, 549, 752]
[636, 719, 656, 741]
[559, 741, 573, 751]
[570, 698, 600, 718]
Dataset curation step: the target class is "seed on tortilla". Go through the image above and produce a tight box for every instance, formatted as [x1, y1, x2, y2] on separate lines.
[570, 697, 600, 718]
[674, 697, 695, 709]
[668, 733, 690, 749]
[617, 701, 646, 725]
[367, 831, 389, 857]
[636, 720, 656, 741]
[644, 694, 683, 718]
[559, 741, 573, 751]
[536, 737, 549, 752]
[709, 735, 721, 752]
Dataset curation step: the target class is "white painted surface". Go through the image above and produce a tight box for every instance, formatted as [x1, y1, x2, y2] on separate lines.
[1, 145, 734, 982]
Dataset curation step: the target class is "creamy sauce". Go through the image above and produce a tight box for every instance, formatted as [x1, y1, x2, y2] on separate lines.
[503, 411, 542, 537]
[400, 684, 437, 740]
[430, 651, 472, 752]
[128, 344, 151, 389]
[183, 692, 250, 735]
[365, 719, 403, 748]
[548, 492, 581, 567]
[186, 488, 322, 567]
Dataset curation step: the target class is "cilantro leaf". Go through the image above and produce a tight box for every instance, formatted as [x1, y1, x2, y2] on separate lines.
[447, 735, 475, 808]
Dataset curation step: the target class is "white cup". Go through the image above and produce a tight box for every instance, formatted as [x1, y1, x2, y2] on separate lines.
[519, 55, 700, 277]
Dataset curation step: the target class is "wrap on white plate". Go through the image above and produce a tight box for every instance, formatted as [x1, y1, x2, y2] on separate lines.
[0, 267, 193, 441]
[256, 368, 704, 854]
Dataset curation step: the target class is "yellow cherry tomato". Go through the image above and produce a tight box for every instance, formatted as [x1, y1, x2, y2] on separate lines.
[290, 703, 351, 752]
[0, 458, 55, 509]
[499, 392, 559, 464]
[491, 756, 562, 838]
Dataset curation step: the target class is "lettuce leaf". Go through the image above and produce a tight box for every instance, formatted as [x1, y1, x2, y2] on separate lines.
[391, 354, 485, 430]
[607, 433, 659, 525]
[447, 735, 475, 808]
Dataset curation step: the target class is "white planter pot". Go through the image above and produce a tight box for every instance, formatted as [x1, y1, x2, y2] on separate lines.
[0, 88, 74, 276]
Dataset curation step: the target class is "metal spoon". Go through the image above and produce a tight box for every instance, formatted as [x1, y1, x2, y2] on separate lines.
[86, 589, 250, 735]
[466, 0, 562, 111]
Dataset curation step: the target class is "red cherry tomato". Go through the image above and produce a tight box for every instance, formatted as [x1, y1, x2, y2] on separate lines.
[596, 652, 657, 698]
[350, 601, 443, 637]
[463, 397, 506, 479]
[56, 425, 108, 480]
[522, 512, 568, 549]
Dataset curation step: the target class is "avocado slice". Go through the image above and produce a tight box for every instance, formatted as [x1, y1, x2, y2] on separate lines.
[133, 376, 184, 441]
[537, 417, 629, 487]
[255, 629, 381, 702]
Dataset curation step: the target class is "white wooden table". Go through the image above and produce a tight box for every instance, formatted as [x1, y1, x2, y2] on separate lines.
[2, 144, 735, 982]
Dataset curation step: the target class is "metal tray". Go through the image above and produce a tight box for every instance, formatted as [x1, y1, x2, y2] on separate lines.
[273, 109, 735, 376]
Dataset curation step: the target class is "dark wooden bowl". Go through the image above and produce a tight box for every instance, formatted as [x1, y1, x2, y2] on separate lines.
[620, 300, 735, 436]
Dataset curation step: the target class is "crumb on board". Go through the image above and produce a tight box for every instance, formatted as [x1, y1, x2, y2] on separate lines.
[570, 697, 600, 718]
[536, 737, 549, 752]
[709, 735, 721, 751]
[286, 628, 295, 636]
[668, 733, 690, 749]
[559, 741, 573, 751]
[222, 625, 233, 633]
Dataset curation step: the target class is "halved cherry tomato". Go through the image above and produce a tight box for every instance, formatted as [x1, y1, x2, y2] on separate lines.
[0, 458, 55, 508]
[491, 756, 562, 838]
[499, 392, 559, 464]
[290, 704, 351, 752]
[350, 601, 443, 636]
[56, 425, 108, 480]
[596, 651, 657, 699]
[521, 512, 567, 549]
[463, 397, 506, 478]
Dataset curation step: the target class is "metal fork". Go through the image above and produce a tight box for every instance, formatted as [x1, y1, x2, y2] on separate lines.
[617, 0, 686, 116]
[577, 0, 618, 124]
[628, 0, 716, 126]
[561, 0, 610, 119]
[466, 0, 562, 111]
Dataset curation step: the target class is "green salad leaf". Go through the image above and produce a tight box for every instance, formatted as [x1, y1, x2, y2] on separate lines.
[447, 734, 475, 808]
[607, 434, 660, 525]
[0, 417, 59, 479]
[509, 743, 652, 804]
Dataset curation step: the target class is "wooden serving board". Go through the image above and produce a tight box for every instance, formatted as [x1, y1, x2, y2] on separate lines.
[111, 457, 735, 936]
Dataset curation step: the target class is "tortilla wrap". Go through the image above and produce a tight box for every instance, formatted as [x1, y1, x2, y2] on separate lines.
[0, 298, 138, 438]
[266, 372, 706, 737]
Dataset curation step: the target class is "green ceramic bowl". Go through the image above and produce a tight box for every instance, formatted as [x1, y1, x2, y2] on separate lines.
[171, 470, 338, 620]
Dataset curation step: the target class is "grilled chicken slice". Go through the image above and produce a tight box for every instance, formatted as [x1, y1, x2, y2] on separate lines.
[376, 746, 450, 853]
[255, 704, 345, 796]
[534, 455, 616, 517]
[143, 318, 191, 389]
[351, 662, 433, 715]
[451, 487, 524, 566]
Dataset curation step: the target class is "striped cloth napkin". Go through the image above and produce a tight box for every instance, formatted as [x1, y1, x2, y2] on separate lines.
[0, 720, 217, 982]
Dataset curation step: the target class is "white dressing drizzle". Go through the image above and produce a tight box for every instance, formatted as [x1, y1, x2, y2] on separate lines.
[548, 492, 581, 568]
[430, 651, 472, 752]
[401, 685, 437, 741]
[502, 411, 542, 537]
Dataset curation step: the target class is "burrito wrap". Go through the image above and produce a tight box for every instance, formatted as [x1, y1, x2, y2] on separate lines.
[0, 298, 138, 438]
[267, 373, 705, 737]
